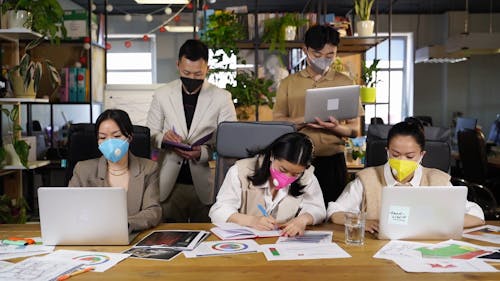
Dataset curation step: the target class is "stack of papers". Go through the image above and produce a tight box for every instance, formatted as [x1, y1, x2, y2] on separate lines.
[124, 230, 210, 261]
[210, 223, 280, 240]
[261, 231, 351, 261]
[0, 256, 82, 281]
[183, 239, 261, 258]
[463, 225, 500, 244]
[45, 250, 130, 272]
[374, 240, 498, 272]
[0, 238, 54, 260]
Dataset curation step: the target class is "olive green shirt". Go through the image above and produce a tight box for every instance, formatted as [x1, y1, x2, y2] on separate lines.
[273, 68, 364, 156]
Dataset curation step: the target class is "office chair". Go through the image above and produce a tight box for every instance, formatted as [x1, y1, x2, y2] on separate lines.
[451, 177, 499, 220]
[64, 123, 151, 185]
[370, 117, 384, 125]
[365, 124, 451, 172]
[413, 116, 433, 127]
[214, 121, 295, 199]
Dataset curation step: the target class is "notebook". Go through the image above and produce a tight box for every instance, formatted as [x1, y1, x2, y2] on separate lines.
[38, 187, 136, 245]
[163, 132, 213, 151]
[303, 85, 360, 123]
[378, 186, 467, 240]
[210, 223, 281, 240]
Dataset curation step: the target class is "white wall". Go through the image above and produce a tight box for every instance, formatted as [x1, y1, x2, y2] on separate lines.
[375, 12, 500, 132]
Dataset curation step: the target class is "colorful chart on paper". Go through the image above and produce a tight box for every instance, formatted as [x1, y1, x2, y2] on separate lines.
[415, 244, 489, 259]
[211, 242, 249, 252]
[73, 254, 111, 265]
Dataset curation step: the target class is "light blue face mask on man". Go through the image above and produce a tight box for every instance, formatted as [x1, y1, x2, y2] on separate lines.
[98, 139, 129, 163]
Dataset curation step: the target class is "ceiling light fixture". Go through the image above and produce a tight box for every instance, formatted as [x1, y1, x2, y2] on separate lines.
[135, 0, 189, 4]
[165, 26, 199, 32]
[415, 45, 468, 64]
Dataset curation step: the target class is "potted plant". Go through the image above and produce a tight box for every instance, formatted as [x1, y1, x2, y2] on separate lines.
[1, 105, 30, 168]
[9, 37, 61, 98]
[354, 0, 375, 36]
[0, 0, 66, 42]
[0, 194, 29, 223]
[360, 58, 380, 103]
[201, 11, 245, 59]
[262, 13, 308, 55]
[225, 71, 275, 120]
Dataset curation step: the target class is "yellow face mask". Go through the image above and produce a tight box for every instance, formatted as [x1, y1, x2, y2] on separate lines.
[388, 158, 419, 182]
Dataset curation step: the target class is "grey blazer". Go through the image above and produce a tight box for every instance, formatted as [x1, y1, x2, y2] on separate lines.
[68, 153, 162, 232]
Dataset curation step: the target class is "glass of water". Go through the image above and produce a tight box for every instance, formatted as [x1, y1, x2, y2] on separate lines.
[344, 212, 366, 245]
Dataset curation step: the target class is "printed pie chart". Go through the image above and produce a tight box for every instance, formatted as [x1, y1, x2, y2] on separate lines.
[211, 242, 249, 252]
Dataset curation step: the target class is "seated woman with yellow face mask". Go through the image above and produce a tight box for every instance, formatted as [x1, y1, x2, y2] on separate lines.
[327, 118, 485, 233]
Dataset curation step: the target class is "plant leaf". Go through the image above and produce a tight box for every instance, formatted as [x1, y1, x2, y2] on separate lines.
[25, 37, 45, 51]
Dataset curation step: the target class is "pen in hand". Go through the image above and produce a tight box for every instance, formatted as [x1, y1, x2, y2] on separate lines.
[257, 204, 278, 230]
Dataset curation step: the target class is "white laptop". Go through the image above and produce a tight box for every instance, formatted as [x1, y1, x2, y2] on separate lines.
[378, 186, 467, 240]
[303, 85, 360, 123]
[38, 187, 135, 245]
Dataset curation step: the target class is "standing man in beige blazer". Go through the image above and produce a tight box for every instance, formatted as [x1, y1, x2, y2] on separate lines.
[147, 39, 237, 222]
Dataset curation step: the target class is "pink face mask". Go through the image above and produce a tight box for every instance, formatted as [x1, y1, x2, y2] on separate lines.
[270, 167, 298, 190]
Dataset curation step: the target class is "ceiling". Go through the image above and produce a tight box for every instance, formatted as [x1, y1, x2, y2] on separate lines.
[74, 0, 500, 16]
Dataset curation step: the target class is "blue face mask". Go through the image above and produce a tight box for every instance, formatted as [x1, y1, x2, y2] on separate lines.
[98, 138, 129, 163]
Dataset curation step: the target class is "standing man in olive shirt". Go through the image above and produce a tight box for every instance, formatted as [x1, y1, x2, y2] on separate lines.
[273, 25, 363, 205]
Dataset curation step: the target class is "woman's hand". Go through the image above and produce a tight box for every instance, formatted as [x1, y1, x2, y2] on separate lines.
[365, 219, 379, 234]
[249, 216, 278, 231]
[279, 214, 312, 237]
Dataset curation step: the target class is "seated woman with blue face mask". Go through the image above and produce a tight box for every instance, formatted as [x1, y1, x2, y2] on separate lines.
[209, 132, 326, 237]
[327, 118, 485, 233]
[69, 109, 162, 232]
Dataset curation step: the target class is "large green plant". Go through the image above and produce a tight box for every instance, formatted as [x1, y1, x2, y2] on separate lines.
[0, 0, 67, 42]
[361, 59, 380, 87]
[226, 71, 275, 120]
[1, 106, 30, 169]
[0, 194, 29, 223]
[201, 11, 245, 59]
[9, 37, 60, 96]
[262, 13, 308, 55]
[354, 0, 375, 21]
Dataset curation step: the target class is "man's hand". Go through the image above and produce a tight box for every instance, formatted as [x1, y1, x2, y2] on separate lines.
[163, 129, 182, 143]
[174, 146, 201, 161]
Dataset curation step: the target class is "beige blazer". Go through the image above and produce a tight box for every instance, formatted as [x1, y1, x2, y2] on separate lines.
[147, 79, 237, 204]
[68, 153, 162, 232]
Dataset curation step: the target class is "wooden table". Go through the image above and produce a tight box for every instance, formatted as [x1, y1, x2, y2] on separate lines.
[0, 223, 499, 281]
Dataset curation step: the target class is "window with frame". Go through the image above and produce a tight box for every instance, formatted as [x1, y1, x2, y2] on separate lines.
[106, 35, 157, 84]
[364, 33, 414, 126]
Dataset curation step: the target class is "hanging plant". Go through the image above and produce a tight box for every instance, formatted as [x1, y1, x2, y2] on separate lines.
[201, 11, 245, 59]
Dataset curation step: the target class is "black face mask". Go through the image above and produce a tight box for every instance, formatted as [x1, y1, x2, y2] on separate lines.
[180, 77, 204, 93]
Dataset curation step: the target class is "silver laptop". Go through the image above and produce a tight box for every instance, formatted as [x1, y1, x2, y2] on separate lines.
[304, 85, 360, 123]
[38, 187, 134, 245]
[378, 186, 467, 240]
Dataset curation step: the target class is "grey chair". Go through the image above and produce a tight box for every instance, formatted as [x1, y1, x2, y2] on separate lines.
[213, 121, 295, 199]
[365, 124, 451, 172]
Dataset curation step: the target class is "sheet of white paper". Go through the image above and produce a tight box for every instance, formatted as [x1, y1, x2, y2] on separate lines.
[0, 251, 54, 260]
[45, 249, 130, 272]
[212, 223, 280, 239]
[261, 243, 351, 261]
[0, 256, 82, 281]
[183, 239, 260, 258]
[0, 237, 55, 260]
[393, 257, 498, 273]
[463, 225, 500, 244]
[0, 260, 13, 269]
[276, 231, 333, 244]
[373, 240, 433, 260]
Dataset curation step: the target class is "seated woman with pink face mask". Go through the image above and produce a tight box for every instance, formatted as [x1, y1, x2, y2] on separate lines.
[209, 132, 326, 237]
[327, 118, 485, 234]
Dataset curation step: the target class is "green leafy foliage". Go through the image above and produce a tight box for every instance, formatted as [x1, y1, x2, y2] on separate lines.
[0, 194, 29, 224]
[8, 36, 61, 95]
[0, 0, 67, 42]
[262, 13, 308, 54]
[354, 0, 375, 21]
[1, 106, 30, 169]
[225, 71, 275, 119]
[361, 59, 380, 87]
[201, 11, 245, 58]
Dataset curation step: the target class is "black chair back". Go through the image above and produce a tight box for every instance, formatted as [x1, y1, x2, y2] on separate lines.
[65, 123, 151, 185]
[457, 129, 488, 184]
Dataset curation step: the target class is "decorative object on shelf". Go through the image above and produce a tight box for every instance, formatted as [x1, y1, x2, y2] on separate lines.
[0, 0, 67, 42]
[225, 71, 275, 120]
[0, 194, 29, 223]
[354, 0, 375, 37]
[346, 136, 366, 165]
[262, 13, 308, 54]
[360, 58, 380, 103]
[0, 106, 30, 168]
[8, 37, 61, 98]
[201, 11, 245, 58]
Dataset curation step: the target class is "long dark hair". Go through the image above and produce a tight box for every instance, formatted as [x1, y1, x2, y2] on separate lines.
[95, 109, 134, 140]
[247, 132, 314, 197]
[387, 117, 425, 150]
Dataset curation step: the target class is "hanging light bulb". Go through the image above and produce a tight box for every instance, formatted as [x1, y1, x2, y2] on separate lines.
[106, 4, 114, 12]
[143, 34, 150, 41]
[164, 7, 172, 15]
[83, 37, 91, 50]
[208, 0, 216, 3]
[124, 41, 132, 48]
[145, 14, 153, 22]
[159, 26, 167, 32]
[124, 14, 132, 22]
[91, 3, 97, 11]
